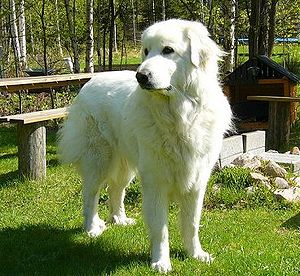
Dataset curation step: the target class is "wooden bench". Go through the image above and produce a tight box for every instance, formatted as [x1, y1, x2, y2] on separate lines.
[0, 107, 68, 180]
[247, 96, 300, 150]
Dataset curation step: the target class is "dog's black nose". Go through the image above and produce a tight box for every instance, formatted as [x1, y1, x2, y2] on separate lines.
[136, 72, 149, 85]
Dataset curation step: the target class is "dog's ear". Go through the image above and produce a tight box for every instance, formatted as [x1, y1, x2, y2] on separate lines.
[187, 22, 222, 69]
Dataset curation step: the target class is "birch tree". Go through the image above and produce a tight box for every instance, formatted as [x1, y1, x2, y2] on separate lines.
[85, 0, 94, 72]
[18, 0, 26, 69]
[64, 0, 80, 73]
[55, 0, 63, 58]
[10, 0, 21, 75]
[223, 0, 236, 73]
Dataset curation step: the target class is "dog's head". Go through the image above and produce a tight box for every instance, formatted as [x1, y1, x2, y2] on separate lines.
[136, 19, 222, 94]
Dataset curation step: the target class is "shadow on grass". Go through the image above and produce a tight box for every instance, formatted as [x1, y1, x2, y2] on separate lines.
[0, 224, 148, 275]
[47, 158, 60, 167]
[281, 212, 300, 230]
[0, 152, 17, 159]
[0, 170, 20, 187]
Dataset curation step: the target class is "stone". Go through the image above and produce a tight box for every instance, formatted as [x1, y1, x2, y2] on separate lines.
[264, 160, 287, 178]
[250, 172, 271, 189]
[231, 153, 262, 170]
[291, 146, 300, 155]
[245, 186, 255, 194]
[293, 177, 300, 187]
[212, 183, 221, 193]
[274, 187, 300, 202]
[274, 177, 290, 189]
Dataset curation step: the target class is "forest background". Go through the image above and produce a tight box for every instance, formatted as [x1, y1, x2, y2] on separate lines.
[0, 0, 299, 78]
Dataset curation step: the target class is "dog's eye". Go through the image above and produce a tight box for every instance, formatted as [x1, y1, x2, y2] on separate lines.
[144, 48, 149, 56]
[162, 46, 174, 55]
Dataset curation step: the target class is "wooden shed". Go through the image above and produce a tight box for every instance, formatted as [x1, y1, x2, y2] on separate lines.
[224, 55, 300, 131]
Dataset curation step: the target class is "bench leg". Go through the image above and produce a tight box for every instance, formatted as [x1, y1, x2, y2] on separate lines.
[267, 102, 290, 151]
[17, 123, 46, 180]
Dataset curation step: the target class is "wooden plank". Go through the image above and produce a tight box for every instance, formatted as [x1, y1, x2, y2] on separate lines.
[1, 107, 68, 124]
[266, 101, 290, 150]
[0, 73, 96, 92]
[247, 96, 300, 102]
[258, 78, 289, 85]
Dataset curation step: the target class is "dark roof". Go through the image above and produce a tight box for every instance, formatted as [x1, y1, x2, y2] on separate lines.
[225, 55, 300, 85]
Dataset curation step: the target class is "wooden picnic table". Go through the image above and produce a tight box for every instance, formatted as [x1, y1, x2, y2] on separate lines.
[0, 73, 95, 93]
[0, 73, 97, 179]
[247, 96, 300, 150]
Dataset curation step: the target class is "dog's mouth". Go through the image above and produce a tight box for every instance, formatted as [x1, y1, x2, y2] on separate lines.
[136, 72, 172, 93]
[139, 84, 173, 92]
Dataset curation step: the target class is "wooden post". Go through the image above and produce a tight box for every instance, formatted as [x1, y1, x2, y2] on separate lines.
[266, 102, 290, 150]
[17, 122, 46, 179]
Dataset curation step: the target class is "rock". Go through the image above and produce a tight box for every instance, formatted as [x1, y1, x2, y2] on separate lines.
[291, 146, 300, 155]
[212, 183, 221, 193]
[274, 187, 300, 202]
[274, 177, 290, 189]
[293, 177, 300, 187]
[231, 153, 262, 170]
[245, 186, 255, 194]
[264, 160, 287, 178]
[250, 172, 271, 189]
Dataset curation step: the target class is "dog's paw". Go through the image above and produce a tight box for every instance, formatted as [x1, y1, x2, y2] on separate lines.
[111, 215, 136, 226]
[86, 220, 107, 237]
[151, 259, 172, 273]
[192, 250, 214, 264]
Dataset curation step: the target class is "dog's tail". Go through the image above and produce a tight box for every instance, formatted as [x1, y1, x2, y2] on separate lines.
[58, 102, 88, 165]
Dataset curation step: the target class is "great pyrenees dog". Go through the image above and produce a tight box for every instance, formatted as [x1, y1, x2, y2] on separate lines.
[59, 19, 232, 272]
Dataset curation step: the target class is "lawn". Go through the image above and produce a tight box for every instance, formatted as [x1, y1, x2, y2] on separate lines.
[0, 126, 299, 275]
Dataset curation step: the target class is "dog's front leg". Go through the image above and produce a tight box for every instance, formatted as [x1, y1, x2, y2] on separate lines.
[179, 188, 213, 263]
[142, 184, 171, 273]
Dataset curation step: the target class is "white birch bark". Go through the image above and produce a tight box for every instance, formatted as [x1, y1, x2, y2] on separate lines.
[10, 0, 21, 72]
[223, 0, 236, 73]
[85, 0, 94, 72]
[18, 0, 26, 69]
[55, 0, 64, 58]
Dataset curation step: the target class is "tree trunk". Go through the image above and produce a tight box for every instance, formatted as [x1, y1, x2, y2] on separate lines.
[258, 0, 268, 56]
[55, 0, 64, 58]
[223, 0, 236, 73]
[249, 0, 260, 58]
[18, 0, 26, 70]
[10, 0, 21, 76]
[85, 0, 94, 73]
[161, 0, 166, 20]
[267, 0, 278, 57]
[18, 123, 46, 180]
[41, 0, 48, 75]
[64, 0, 80, 72]
[131, 0, 137, 47]
[108, 0, 114, 70]
[95, 0, 102, 71]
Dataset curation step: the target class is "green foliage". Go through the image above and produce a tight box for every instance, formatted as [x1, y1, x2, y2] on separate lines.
[212, 166, 252, 189]
[205, 166, 293, 210]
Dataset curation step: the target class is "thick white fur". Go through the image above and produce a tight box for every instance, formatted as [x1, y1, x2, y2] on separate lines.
[59, 19, 232, 273]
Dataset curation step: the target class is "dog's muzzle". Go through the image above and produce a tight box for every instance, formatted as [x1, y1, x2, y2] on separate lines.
[136, 72, 172, 91]
[136, 72, 152, 90]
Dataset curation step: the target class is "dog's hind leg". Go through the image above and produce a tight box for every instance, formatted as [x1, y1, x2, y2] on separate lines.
[107, 159, 135, 225]
[80, 149, 111, 237]
[82, 171, 106, 237]
[179, 188, 213, 263]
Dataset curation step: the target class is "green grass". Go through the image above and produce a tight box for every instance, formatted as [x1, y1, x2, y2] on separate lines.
[0, 126, 300, 275]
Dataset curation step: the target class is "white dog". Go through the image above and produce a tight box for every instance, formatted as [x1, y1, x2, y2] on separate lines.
[59, 19, 232, 273]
